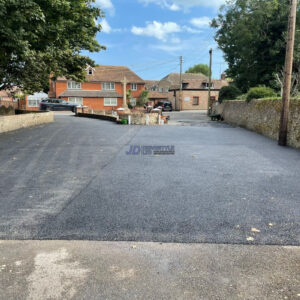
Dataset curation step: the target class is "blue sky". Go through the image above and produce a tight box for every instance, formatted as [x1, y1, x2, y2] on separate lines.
[90, 0, 227, 80]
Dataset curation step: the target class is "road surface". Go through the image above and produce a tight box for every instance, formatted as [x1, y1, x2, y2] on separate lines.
[0, 114, 299, 245]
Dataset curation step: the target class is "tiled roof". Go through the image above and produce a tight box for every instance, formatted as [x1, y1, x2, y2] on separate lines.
[169, 78, 229, 91]
[57, 66, 144, 84]
[148, 91, 168, 99]
[161, 73, 208, 85]
[58, 90, 122, 98]
[145, 80, 159, 89]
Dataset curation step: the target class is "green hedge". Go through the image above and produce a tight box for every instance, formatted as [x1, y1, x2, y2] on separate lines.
[246, 87, 277, 102]
[219, 85, 242, 103]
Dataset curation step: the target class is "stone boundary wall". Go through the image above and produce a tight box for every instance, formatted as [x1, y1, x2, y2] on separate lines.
[76, 111, 162, 125]
[213, 99, 300, 149]
[0, 112, 54, 134]
[128, 112, 160, 125]
[76, 113, 117, 122]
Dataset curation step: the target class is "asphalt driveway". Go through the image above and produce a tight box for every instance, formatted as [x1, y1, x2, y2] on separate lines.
[0, 114, 299, 245]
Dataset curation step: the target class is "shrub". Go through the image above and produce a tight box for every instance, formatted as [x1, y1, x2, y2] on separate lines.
[246, 86, 276, 102]
[137, 90, 149, 107]
[218, 85, 242, 103]
[236, 93, 247, 100]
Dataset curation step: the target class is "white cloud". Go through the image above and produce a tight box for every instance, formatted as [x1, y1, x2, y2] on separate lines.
[139, 0, 225, 10]
[131, 21, 181, 41]
[100, 19, 112, 33]
[182, 25, 202, 33]
[169, 4, 180, 11]
[190, 17, 211, 28]
[95, 0, 115, 15]
[98, 19, 124, 34]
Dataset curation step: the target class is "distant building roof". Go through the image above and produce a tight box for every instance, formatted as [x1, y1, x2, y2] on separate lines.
[166, 73, 229, 91]
[57, 66, 144, 84]
[148, 91, 168, 99]
[27, 92, 48, 100]
[145, 80, 159, 90]
[161, 73, 208, 85]
[58, 90, 122, 98]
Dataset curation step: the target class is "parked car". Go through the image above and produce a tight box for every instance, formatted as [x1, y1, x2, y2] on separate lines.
[154, 101, 173, 111]
[40, 99, 79, 112]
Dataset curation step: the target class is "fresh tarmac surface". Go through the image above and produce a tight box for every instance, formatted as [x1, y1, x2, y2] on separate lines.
[0, 113, 299, 245]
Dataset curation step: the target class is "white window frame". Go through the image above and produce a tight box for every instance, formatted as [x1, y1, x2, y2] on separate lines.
[102, 82, 115, 91]
[131, 83, 137, 91]
[28, 99, 41, 107]
[67, 81, 81, 89]
[68, 97, 83, 105]
[104, 98, 117, 106]
[203, 82, 214, 89]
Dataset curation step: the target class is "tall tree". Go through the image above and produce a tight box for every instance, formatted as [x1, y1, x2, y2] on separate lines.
[211, 0, 300, 92]
[185, 64, 210, 76]
[0, 0, 105, 93]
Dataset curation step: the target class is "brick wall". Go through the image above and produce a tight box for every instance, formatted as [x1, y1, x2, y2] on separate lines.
[61, 97, 123, 110]
[55, 81, 145, 111]
[175, 90, 220, 110]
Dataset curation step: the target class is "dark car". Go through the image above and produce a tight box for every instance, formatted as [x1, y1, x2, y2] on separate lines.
[154, 101, 173, 111]
[40, 99, 79, 112]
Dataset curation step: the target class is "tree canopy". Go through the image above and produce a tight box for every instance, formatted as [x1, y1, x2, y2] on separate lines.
[0, 0, 105, 93]
[211, 0, 300, 92]
[185, 64, 210, 76]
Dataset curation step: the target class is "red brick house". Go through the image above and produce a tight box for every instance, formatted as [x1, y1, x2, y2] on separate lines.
[49, 65, 145, 111]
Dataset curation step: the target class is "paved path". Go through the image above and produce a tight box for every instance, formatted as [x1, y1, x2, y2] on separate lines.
[0, 114, 299, 245]
[1, 241, 299, 300]
[166, 110, 227, 127]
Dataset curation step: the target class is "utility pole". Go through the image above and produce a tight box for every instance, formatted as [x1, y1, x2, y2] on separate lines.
[207, 48, 213, 116]
[179, 55, 183, 111]
[278, 0, 297, 146]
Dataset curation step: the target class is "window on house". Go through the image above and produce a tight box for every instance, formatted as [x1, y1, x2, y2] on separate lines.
[69, 97, 83, 105]
[202, 82, 214, 89]
[165, 88, 169, 92]
[68, 81, 81, 89]
[193, 97, 199, 105]
[104, 98, 117, 106]
[159, 88, 163, 92]
[130, 98, 136, 106]
[88, 69, 93, 75]
[102, 82, 115, 90]
[28, 99, 42, 107]
[131, 83, 137, 91]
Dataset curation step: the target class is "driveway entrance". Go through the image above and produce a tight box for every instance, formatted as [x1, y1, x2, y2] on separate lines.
[166, 110, 222, 126]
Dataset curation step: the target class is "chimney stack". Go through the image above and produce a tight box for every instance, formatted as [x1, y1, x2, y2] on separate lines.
[221, 73, 226, 80]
